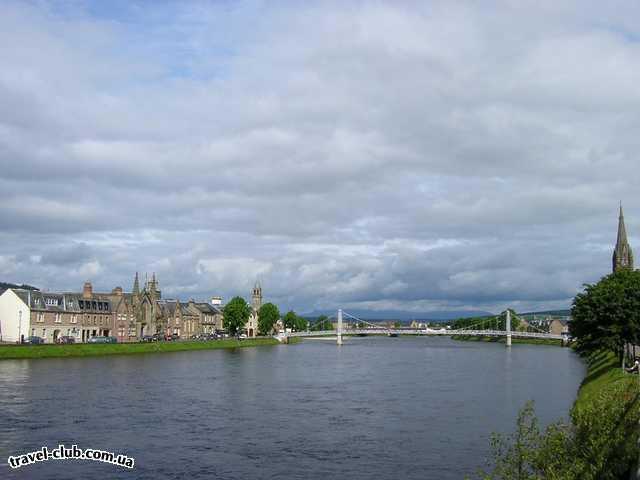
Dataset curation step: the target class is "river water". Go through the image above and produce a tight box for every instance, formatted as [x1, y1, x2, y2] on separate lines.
[0, 337, 585, 479]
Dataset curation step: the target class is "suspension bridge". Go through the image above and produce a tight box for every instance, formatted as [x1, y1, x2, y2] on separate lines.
[276, 309, 567, 346]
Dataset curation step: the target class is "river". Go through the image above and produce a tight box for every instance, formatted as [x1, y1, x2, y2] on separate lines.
[0, 337, 585, 479]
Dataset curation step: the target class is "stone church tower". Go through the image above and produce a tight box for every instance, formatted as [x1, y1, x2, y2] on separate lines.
[613, 204, 634, 272]
[252, 281, 263, 311]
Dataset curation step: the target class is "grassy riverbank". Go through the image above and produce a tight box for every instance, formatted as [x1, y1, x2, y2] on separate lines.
[0, 338, 281, 360]
[479, 349, 640, 479]
[452, 334, 563, 346]
[573, 349, 632, 410]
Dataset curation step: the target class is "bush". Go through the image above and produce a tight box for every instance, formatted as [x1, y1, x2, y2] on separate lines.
[478, 358, 640, 479]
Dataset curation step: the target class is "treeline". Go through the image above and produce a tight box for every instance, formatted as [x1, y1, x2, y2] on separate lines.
[221, 297, 310, 336]
[451, 309, 521, 331]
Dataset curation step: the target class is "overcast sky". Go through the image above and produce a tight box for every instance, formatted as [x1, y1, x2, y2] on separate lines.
[1, 0, 639, 314]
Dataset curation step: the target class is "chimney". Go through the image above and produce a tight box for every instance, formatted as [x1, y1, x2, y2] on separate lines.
[112, 287, 123, 296]
[82, 282, 93, 299]
[211, 296, 222, 306]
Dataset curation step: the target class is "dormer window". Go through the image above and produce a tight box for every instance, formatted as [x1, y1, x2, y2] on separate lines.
[45, 298, 58, 306]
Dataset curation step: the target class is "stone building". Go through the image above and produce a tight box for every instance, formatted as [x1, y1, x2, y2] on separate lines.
[0, 282, 120, 343]
[549, 318, 569, 336]
[613, 204, 634, 272]
[188, 300, 224, 335]
[0, 273, 271, 343]
[245, 281, 262, 337]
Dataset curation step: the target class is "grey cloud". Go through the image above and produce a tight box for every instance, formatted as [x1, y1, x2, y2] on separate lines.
[0, 0, 637, 314]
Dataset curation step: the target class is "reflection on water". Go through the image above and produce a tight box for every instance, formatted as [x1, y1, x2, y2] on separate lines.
[0, 337, 585, 479]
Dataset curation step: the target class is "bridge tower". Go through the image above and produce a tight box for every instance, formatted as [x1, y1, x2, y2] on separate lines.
[337, 309, 343, 346]
[506, 310, 512, 347]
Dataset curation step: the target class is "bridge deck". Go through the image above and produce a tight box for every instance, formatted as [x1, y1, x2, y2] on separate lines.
[283, 329, 564, 340]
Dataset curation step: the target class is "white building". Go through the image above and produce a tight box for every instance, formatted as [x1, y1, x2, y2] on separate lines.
[0, 288, 31, 343]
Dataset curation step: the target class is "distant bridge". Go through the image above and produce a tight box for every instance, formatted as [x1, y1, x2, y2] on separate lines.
[276, 309, 567, 345]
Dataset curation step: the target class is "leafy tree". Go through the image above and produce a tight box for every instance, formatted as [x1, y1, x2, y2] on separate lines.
[481, 401, 541, 480]
[223, 296, 252, 336]
[283, 310, 298, 331]
[311, 315, 333, 331]
[294, 315, 308, 332]
[452, 310, 520, 332]
[283, 310, 307, 332]
[258, 303, 280, 336]
[393, 321, 402, 328]
[571, 270, 640, 358]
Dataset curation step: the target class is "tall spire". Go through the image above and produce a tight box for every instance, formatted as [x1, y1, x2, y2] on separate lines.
[133, 272, 140, 296]
[613, 204, 634, 272]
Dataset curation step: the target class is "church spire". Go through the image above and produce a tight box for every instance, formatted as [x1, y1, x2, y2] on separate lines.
[132, 272, 140, 296]
[613, 204, 634, 272]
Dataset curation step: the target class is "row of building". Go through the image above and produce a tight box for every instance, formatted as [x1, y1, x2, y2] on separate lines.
[0, 273, 265, 344]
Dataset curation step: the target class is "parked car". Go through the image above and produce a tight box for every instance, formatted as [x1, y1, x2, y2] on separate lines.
[142, 335, 154, 342]
[58, 336, 75, 344]
[106, 336, 118, 343]
[25, 336, 44, 345]
[87, 336, 111, 344]
[171, 333, 180, 341]
[152, 333, 164, 342]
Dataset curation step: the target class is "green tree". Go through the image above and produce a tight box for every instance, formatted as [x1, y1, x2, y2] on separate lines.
[223, 296, 252, 336]
[571, 270, 640, 358]
[283, 310, 298, 331]
[295, 315, 308, 332]
[481, 401, 541, 480]
[311, 315, 332, 331]
[283, 310, 307, 331]
[258, 302, 280, 336]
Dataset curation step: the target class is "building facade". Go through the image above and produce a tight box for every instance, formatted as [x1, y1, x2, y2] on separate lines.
[0, 273, 271, 343]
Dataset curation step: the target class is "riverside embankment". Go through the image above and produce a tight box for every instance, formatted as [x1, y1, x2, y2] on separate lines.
[0, 337, 284, 360]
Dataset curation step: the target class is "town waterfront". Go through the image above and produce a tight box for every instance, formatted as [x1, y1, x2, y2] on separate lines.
[0, 337, 585, 479]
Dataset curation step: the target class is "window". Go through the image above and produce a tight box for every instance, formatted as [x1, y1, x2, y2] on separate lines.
[79, 300, 84, 309]
[70, 315, 77, 324]
[129, 327, 136, 337]
[55, 313, 61, 323]
[68, 300, 74, 309]
[37, 313, 44, 323]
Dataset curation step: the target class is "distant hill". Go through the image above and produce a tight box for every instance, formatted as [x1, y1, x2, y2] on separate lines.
[518, 309, 571, 317]
[301, 309, 494, 322]
[0, 282, 39, 294]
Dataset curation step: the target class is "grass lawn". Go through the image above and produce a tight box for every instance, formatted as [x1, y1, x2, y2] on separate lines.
[573, 349, 635, 411]
[0, 337, 281, 360]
